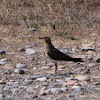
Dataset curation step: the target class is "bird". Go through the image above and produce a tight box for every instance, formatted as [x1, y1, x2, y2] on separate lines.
[39, 37, 84, 75]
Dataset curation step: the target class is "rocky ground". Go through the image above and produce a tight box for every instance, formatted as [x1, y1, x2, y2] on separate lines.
[0, 33, 100, 100]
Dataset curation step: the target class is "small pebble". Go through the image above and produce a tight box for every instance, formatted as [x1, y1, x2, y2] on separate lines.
[16, 63, 27, 69]
[26, 49, 36, 55]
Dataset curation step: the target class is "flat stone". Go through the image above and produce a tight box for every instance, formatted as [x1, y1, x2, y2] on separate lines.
[81, 47, 95, 51]
[16, 63, 27, 69]
[94, 80, 100, 86]
[72, 85, 81, 92]
[36, 77, 48, 82]
[3, 64, 13, 70]
[0, 58, 7, 62]
[26, 49, 36, 55]
[25, 80, 33, 84]
[40, 87, 68, 95]
[0, 62, 7, 65]
[27, 75, 46, 80]
[62, 80, 77, 87]
[94, 82, 100, 86]
[89, 63, 97, 68]
[75, 75, 89, 81]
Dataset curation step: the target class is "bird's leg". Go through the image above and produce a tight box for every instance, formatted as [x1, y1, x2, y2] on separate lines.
[54, 62, 57, 75]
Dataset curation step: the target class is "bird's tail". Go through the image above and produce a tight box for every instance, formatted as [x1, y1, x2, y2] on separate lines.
[72, 58, 84, 62]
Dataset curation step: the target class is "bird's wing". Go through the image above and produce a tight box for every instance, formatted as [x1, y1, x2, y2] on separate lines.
[47, 47, 73, 61]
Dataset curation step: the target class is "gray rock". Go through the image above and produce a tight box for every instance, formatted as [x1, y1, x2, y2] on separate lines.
[0, 58, 7, 65]
[81, 47, 95, 51]
[16, 63, 27, 69]
[72, 86, 81, 92]
[89, 63, 97, 67]
[14, 69, 25, 74]
[25, 80, 33, 84]
[94, 80, 100, 85]
[36, 77, 48, 82]
[0, 58, 7, 62]
[0, 61, 7, 65]
[94, 82, 100, 85]
[40, 87, 68, 95]
[50, 88, 63, 93]
[88, 57, 93, 60]
[0, 94, 5, 99]
[27, 75, 46, 80]
[26, 49, 36, 55]
[0, 50, 5, 54]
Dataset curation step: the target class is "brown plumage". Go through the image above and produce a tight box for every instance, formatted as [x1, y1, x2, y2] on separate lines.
[39, 37, 83, 74]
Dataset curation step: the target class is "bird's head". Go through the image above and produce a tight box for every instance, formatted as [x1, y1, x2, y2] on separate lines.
[39, 37, 51, 44]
